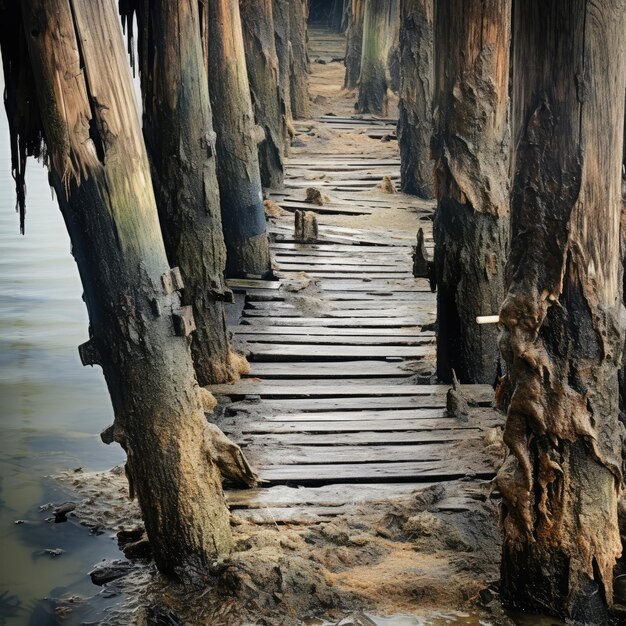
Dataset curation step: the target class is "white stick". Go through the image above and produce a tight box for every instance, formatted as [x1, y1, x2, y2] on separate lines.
[476, 315, 500, 325]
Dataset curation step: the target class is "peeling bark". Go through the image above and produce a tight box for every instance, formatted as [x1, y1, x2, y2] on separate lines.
[397, 0, 434, 198]
[497, 1, 626, 620]
[343, 0, 364, 90]
[357, 0, 391, 116]
[118, 0, 235, 386]
[432, 0, 510, 385]
[2, 0, 241, 576]
[289, 0, 310, 120]
[271, 0, 293, 150]
[240, 0, 285, 189]
[205, 0, 271, 278]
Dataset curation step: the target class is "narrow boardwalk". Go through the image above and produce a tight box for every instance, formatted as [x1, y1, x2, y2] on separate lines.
[210, 29, 502, 524]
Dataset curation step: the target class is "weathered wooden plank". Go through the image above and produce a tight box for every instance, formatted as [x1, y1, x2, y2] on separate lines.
[276, 271, 413, 280]
[248, 408, 465, 421]
[274, 263, 409, 273]
[269, 243, 413, 253]
[240, 317, 432, 327]
[246, 301, 427, 312]
[235, 334, 432, 346]
[241, 291, 436, 302]
[244, 443, 470, 465]
[235, 334, 432, 347]
[274, 256, 410, 266]
[227, 483, 434, 508]
[255, 461, 493, 483]
[232, 325, 425, 336]
[242, 309, 429, 319]
[210, 382, 492, 399]
[230, 417, 498, 433]
[247, 429, 479, 445]
[244, 343, 432, 359]
[247, 360, 418, 377]
[229, 394, 491, 411]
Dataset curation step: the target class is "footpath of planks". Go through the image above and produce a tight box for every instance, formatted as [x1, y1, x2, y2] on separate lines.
[211, 94, 502, 524]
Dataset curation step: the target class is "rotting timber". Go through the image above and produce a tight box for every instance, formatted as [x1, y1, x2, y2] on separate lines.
[432, 0, 511, 385]
[497, 0, 626, 621]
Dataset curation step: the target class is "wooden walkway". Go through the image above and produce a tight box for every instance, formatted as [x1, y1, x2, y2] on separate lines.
[211, 90, 502, 524]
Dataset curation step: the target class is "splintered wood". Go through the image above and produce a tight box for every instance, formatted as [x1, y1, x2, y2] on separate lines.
[211, 31, 501, 522]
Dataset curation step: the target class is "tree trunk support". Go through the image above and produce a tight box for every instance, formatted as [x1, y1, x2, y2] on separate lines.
[240, 0, 285, 189]
[398, 0, 434, 198]
[497, 1, 626, 621]
[205, 0, 272, 278]
[357, 0, 391, 116]
[432, 0, 511, 385]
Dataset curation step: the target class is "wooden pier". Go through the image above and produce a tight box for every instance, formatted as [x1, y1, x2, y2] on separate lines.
[211, 111, 503, 524]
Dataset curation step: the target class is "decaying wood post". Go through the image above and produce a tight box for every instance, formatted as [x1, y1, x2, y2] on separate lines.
[118, 0, 237, 386]
[357, 0, 391, 115]
[1, 0, 258, 577]
[240, 0, 285, 189]
[432, 0, 510, 384]
[497, 1, 626, 621]
[272, 0, 293, 150]
[398, 0, 434, 198]
[294, 209, 319, 243]
[206, 0, 272, 278]
[289, 0, 310, 120]
[329, 0, 346, 32]
[343, 0, 364, 90]
[386, 0, 401, 94]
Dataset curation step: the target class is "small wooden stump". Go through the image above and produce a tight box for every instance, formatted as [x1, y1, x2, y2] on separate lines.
[294, 209, 319, 242]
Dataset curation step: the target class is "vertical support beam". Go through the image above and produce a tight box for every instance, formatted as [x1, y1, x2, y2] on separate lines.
[498, 1, 626, 621]
[357, 0, 391, 115]
[343, 0, 364, 90]
[272, 0, 294, 150]
[432, 0, 511, 384]
[289, 0, 310, 120]
[398, 0, 434, 198]
[386, 0, 401, 93]
[121, 0, 236, 385]
[206, 0, 272, 278]
[240, 0, 285, 189]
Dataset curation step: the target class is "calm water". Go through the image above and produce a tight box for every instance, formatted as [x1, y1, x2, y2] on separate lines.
[0, 68, 125, 624]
